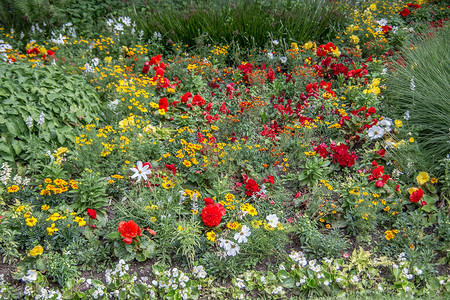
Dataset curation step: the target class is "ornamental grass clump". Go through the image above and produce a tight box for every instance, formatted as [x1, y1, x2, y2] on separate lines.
[385, 25, 450, 174]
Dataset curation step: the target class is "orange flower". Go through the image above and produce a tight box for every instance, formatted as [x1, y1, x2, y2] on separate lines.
[118, 220, 142, 244]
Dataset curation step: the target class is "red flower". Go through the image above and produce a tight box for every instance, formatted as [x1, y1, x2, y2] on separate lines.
[245, 178, 261, 196]
[165, 164, 177, 175]
[410, 189, 424, 203]
[192, 94, 205, 106]
[263, 175, 275, 184]
[420, 200, 427, 206]
[47, 50, 55, 57]
[181, 92, 192, 103]
[142, 61, 150, 74]
[87, 209, 97, 220]
[201, 203, 226, 227]
[368, 107, 376, 114]
[143, 162, 152, 169]
[399, 8, 410, 17]
[159, 97, 169, 112]
[118, 220, 142, 244]
[204, 197, 215, 205]
[377, 149, 386, 157]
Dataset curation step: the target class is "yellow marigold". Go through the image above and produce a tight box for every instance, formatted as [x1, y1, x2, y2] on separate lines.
[227, 221, 241, 230]
[44, 178, 52, 184]
[416, 172, 430, 185]
[264, 223, 275, 231]
[7, 185, 19, 193]
[55, 147, 69, 156]
[206, 231, 216, 242]
[394, 120, 403, 128]
[183, 160, 192, 167]
[47, 223, 58, 236]
[16, 205, 25, 212]
[112, 174, 124, 179]
[349, 35, 360, 44]
[304, 41, 313, 50]
[40, 189, 51, 196]
[26, 217, 37, 227]
[73, 217, 86, 226]
[430, 178, 438, 184]
[29, 245, 44, 257]
[46, 213, 62, 222]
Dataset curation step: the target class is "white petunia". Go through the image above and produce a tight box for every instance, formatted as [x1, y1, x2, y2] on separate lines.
[130, 161, 152, 182]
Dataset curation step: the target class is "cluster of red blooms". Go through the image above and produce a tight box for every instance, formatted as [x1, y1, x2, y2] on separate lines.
[314, 141, 358, 167]
[410, 188, 426, 206]
[242, 174, 261, 197]
[399, 3, 421, 17]
[368, 161, 391, 187]
[142, 55, 176, 91]
[26, 47, 55, 60]
[337, 106, 378, 138]
[316, 42, 338, 57]
[238, 62, 254, 86]
[259, 120, 281, 141]
[117, 220, 156, 244]
[201, 198, 226, 227]
[305, 80, 337, 98]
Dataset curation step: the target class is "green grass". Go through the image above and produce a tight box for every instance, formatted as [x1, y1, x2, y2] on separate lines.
[135, 0, 345, 49]
[385, 25, 450, 175]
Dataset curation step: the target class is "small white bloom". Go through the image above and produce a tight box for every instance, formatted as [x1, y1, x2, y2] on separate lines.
[234, 225, 251, 243]
[37, 112, 45, 126]
[280, 56, 287, 64]
[404, 111, 410, 120]
[273, 40, 279, 45]
[272, 286, 283, 294]
[226, 241, 240, 256]
[130, 161, 152, 182]
[235, 278, 245, 289]
[367, 125, 385, 139]
[378, 19, 388, 26]
[26, 116, 33, 128]
[410, 76, 416, 91]
[266, 214, 279, 227]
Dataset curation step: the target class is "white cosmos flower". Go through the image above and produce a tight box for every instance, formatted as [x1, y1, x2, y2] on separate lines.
[130, 161, 152, 182]
[367, 125, 385, 140]
[226, 241, 240, 256]
[266, 214, 279, 228]
[234, 225, 251, 243]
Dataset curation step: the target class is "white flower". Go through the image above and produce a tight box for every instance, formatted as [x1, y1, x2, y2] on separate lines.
[130, 161, 152, 182]
[273, 40, 279, 45]
[381, 68, 388, 75]
[26, 116, 33, 128]
[324, 280, 330, 286]
[37, 112, 45, 126]
[367, 125, 385, 139]
[108, 99, 119, 111]
[219, 238, 231, 251]
[119, 16, 132, 26]
[266, 214, 279, 228]
[392, 26, 398, 33]
[414, 267, 423, 275]
[114, 23, 124, 32]
[410, 76, 415, 91]
[91, 57, 100, 67]
[404, 111, 410, 120]
[260, 276, 266, 284]
[280, 56, 287, 64]
[226, 241, 240, 256]
[378, 19, 388, 26]
[379, 118, 392, 132]
[272, 286, 283, 294]
[235, 278, 245, 289]
[267, 52, 274, 59]
[234, 225, 251, 243]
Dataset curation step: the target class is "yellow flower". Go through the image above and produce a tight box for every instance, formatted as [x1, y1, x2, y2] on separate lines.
[158, 109, 166, 115]
[409, 137, 414, 143]
[73, 217, 86, 226]
[416, 172, 430, 185]
[206, 231, 216, 242]
[16, 205, 25, 212]
[44, 178, 52, 184]
[26, 217, 37, 227]
[227, 221, 241, 230]
[304, 41, 313, 50]
[394, 120, 403, 128]
[349, 35, 359, 44]
[369, 4, 376, 11]
[7, 185, 19, 193]
[29, 245, 44, 257]
[55, 147, 69, 156]
[47, 223, 58, 236]
[264, 223, 275, 231]
[430, 178, 438, 184]
[183, 160, 192, 167]
[46, 213, 62, 222]
[41, 204, 50, 212]
[291, 42, 299, 50]
[187, 64, 197, 70]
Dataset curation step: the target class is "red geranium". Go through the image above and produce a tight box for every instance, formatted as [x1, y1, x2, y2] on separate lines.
[410, 189, 424, 203]
[87, 209, 97, 220]
[192, 94, 205, 106]
[201, 201, 226, 227]
[399, 8, 410, 17]
[118, 220, 142, 244]
[263, 175, 275, 184]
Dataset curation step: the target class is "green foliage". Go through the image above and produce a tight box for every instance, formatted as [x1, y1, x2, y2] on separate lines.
[385, 25, 450, 175]
[70, 171, 108, 215]
[0, 61, 102, 163]
[293, 157, 332, 188]
[136, 0, 345, 49]
[45, 250, 79, 286]
[171, 220, 202, 268]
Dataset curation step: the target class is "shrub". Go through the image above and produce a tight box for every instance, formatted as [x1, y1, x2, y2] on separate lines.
[0, 61, 102, 163]
[384, 25, 450, 175]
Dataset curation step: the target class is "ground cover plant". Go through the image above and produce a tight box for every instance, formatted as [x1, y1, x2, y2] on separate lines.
[0, 0, 449, 299]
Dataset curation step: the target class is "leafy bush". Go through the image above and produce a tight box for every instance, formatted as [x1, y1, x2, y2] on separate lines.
[385, 26, 450, 174]
[0, 61, 102, 163]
